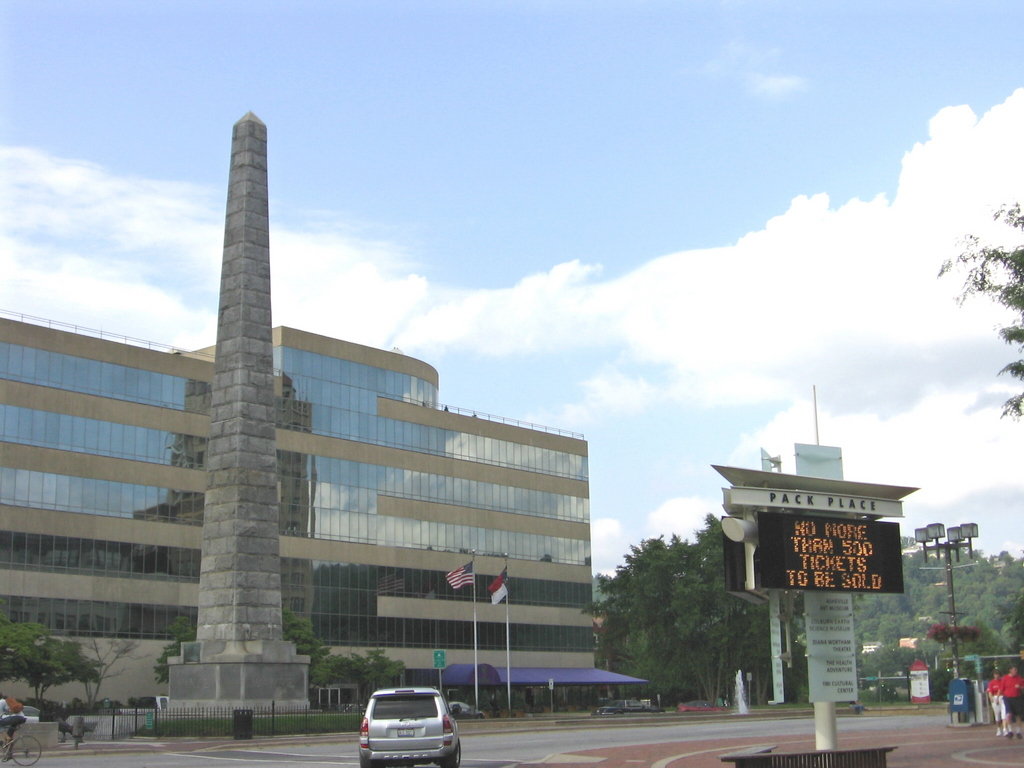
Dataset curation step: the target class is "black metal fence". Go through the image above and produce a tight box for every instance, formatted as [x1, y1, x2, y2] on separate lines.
[78, 704, 363, 740]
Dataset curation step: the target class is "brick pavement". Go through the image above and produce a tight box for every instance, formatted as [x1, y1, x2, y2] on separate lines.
[509, 722, 1024, 768]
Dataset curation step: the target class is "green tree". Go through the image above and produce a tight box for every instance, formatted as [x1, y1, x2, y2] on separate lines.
[20, 636, 98, 702]
[154, 616, 197, 684]
[282, 608, 329, 679]
[1006, 588, 1024, 654]
[0, 612, 50, 685]
[0, 607, 98, 702]
[594, 515, 770, 706]
[314, 649, 405, 703]
[941, 203, 1024, 418]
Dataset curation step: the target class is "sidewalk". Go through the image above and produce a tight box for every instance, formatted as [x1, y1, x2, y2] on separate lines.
[43, 730, 357, 758]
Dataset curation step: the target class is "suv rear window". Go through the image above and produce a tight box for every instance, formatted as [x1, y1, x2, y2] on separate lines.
[372, 695, 439, 718]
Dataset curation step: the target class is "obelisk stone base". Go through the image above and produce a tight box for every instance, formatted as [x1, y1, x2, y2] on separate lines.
[168, 640, 310, 708]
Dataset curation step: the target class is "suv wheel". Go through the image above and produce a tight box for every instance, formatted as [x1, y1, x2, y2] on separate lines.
[439, 742, 461, 768]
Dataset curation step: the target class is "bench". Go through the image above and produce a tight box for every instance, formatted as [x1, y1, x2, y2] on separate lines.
[720, 746, 896, 768]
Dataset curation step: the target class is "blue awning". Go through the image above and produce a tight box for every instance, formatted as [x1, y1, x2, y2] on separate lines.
[441, 663, 647, 686]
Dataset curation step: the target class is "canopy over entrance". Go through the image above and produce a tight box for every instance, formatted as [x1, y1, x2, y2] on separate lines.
[440, 663, 647, 686]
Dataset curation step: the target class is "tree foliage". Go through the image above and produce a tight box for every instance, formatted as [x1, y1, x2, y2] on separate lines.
[0, 612, 50, 685]
[854, 548, 1024, 651]
[282, 608, 329, 676]
[20, 636, 97, 702]
[594, 515, 769, 706]
[941, 203, 1024, 419]
[0, 607, 97, 702]
[153, 616, 197, 684]
[313, 648, 405, 702]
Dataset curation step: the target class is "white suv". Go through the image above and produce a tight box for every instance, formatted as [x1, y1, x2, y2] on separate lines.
[359, 687, 460, 768]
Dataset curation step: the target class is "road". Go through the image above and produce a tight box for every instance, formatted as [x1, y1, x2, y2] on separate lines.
[39, 711, 1024, 767]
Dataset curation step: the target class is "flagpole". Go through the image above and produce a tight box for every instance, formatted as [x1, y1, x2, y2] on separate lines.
[504, 554, 511, 717]
[472, 550, 479, 711]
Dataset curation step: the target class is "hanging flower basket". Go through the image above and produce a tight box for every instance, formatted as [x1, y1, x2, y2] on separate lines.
[927, 623, 980, 643]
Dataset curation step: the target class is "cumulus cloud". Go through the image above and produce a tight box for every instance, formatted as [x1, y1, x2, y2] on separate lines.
[271, 227, 431, 350]
[392, 259, 606, 357]
[4, 90, 1024, 573]
[0, 146, 424, 351]
[730, 384, 1024, 559]
[394, 90, 1024, 417]
[590, 495, 721, 576]
[590, 517, 628, 577]
[555, 368, 660, 426]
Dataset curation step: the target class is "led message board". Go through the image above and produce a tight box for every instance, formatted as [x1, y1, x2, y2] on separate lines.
[758, 512, 904, 594]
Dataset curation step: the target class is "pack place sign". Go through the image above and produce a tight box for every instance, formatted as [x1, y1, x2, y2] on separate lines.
[758, 511, 904, 594]
[724, 486, 904, 518]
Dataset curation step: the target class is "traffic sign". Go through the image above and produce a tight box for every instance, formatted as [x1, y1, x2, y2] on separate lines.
[433, 649, 446, 669]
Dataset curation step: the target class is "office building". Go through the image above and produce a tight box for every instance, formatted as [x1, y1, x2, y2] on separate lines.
[0, 313, 594, 702]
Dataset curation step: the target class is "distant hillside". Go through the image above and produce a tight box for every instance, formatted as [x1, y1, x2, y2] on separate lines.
[854, 548, 1024, 648]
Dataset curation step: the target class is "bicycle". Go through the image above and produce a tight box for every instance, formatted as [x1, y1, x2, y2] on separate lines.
[1, 730, 41, 766]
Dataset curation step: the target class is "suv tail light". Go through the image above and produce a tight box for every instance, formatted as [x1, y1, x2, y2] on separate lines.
[359, 716, 369, 748]
[442, 714, 454, 745]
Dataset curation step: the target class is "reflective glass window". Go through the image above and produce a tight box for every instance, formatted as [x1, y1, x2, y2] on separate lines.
[0, 342, 205, 412]
[0, 406, 207, 467]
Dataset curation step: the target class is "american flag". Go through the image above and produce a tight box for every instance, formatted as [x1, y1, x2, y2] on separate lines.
[445, 561, 474, 590]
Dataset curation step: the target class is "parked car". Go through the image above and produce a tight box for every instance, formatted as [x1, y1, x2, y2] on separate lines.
[133, 696, 169, 710]
[592, 699, 661, 715]
[359, 687, 460, 768]
[447, 701, 485, 719]
[19, 706, 40, 724]
[676, 700, 728, 712]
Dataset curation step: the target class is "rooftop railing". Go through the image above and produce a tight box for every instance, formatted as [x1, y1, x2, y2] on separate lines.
[2, 309, 583, 440]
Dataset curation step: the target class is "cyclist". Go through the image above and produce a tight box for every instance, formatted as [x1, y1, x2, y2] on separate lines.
[0, 694, 26, 757]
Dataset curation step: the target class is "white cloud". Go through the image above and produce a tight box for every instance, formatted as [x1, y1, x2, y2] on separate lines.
[747, 72, 807, 98]
[0, 146, 424, 352]
[554, 367, 660, 426]
[590, 495, 723, 576]
[416, 91, 1024, 415]
[702, 39, 808, 99]
[392, 259, 605, 357]
[10, 91, 1022, 405]
[644, 496, 717, 543]
[590, 517, 627, 576]
[271, 227, 431, 350]
[4, 90, 1024, 571]
[732, 385, 1024, 558]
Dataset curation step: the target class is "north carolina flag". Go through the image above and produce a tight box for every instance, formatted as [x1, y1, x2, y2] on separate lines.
[488, 568, 508, 605]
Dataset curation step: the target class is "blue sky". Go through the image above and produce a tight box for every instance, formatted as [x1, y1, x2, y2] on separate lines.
[3, 1, 1024, 575]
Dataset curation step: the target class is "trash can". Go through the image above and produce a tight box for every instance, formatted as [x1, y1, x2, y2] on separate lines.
[232, 708, 254, 739]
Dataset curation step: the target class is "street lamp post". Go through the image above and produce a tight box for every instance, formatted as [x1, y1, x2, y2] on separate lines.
[914, 522, 979, 680]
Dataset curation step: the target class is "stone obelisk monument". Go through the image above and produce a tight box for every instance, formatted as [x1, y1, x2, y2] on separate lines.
[168, 113, 309, 707]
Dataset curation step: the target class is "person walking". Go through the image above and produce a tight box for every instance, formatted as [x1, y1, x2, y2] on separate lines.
[988, 672, 1005, 736]
[1000, 665, 1024, 739]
